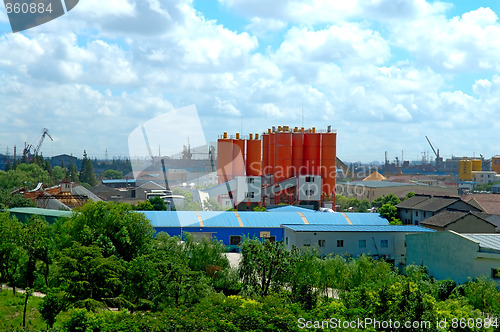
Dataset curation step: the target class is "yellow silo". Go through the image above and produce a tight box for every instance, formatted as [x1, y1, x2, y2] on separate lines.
[493, 156, 500, 174]
[458, 159, 472, 181]
[471, 159, 482, 172]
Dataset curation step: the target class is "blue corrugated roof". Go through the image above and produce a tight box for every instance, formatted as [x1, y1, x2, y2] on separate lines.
[342, 181, 415, 188]
[268, 206, 316, 213]
[141, 211, 389, 228]
[102, 179, 135, 184]
[282, 224, 435, 232]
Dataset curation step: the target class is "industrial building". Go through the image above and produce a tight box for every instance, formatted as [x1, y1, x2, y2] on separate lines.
[215, 126, 337, 211]
[142, 207, 389, 250]
[283, 224, 433, 266]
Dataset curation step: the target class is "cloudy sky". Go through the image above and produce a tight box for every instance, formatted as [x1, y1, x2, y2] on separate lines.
[0, 0, 499, 164]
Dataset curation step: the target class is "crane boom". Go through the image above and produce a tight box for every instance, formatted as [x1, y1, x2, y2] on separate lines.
[33, 128, 53, 155]
[425, 136, 438, 157]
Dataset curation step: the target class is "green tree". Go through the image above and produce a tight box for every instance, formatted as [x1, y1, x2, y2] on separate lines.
[203, 198, 223, 211]
[0, 191, 36, 209]
[239, 238, 291, 296]
[68, 156, 79, 183]
[103, 169, 123, 180]
[379, 203, 398, 221]
[61, 201, 155, 261]
[55, 243, 125, 310]
[0, 213, 24, 294]
[149, 196, 167, 211]
[134, 200, 154, 211]
[38, 290, 65, 328]
[51, 166, 67, 183]
[79, 150, 97, 186]
[372, 193, 401, 208]
[0, 163, 51, 190]
[406, 192, 416, 199]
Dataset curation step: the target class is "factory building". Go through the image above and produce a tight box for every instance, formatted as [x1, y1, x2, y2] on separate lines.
[216, 126, 337, 211]
[142, 207, 388, 251]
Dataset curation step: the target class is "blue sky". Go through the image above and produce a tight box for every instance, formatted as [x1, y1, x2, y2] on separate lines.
[0, 0, 499, 164]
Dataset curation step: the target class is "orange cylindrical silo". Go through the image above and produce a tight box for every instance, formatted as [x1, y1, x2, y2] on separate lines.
[303, 130, 322, 175]
[233, 134, 246, 177]
[246, 135, 262, 176]
[262, 132, 270, 175]
[292, 131, 304, 176]
[275, 131, 292, 183]
[321, 132, 337, 198]
[269, 131, 275, 177]
[217, 134, 233, 184]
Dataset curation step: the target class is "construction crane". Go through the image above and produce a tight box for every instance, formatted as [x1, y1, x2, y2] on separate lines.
[336, 157, 356, 179]
[425, 136, 443, 171]
[22, 128, 53, 161]
[33, 128, 53, 156]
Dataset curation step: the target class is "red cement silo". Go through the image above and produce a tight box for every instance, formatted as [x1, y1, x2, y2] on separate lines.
[217, 133, 233, 184]
[269, 131, 275, 177]
[321, 131, 337, 198]
[274, 130, 292, 183]
[292, 128, 304, 176]
[303, 129, 322, 175]
[262, 131, 270, 175]
[233, 133, 246, 177]
[246, 134, 262, 176]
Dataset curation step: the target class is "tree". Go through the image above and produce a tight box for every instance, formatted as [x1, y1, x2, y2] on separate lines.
[378, 203, 398, 221]
[38, 290, 65, 328]
[372, 194, 401, 208]
[406, 192, 416, 199]
[68, 155, 79, 183]
[61, 201, 155, 261]
[149, 196, 167, 211]
[202, 198, 223, 211]
[79, 150, 97, 186]
[55, 243, 125, 310]
[0, 213, 24, 294]
[103, 169, 123, 180]
[51, 166, 67, 183]
[239, 238, 291, 296]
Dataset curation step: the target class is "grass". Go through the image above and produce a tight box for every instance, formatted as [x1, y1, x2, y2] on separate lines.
[0, 289, 48, 331]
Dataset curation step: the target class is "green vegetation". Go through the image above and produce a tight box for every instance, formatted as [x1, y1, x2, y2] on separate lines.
[0, 199, 499, 331]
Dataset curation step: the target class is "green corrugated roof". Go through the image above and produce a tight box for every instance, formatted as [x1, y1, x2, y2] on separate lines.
[9, 207, 73, 218]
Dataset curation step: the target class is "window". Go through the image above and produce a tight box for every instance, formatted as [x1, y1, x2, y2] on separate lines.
[492, 268, 500, 279]
[245, 192, 255, 198]
[381, 240, 388, 248]
[308, 189, 315, 195]
[285, 237, 288, 245]
[303, 239, 311, 247]
[415, 211, 419, 217]
[268, 236, 276, 243]
[230, 236, 241, 245]
[246, 177, 255, 183]
[318, 240, 325, 247]
[337, 240, 344, 248]
[424, 212, 426, 218]
[305, 176, 315, 182]
[359, 240, 366, 248]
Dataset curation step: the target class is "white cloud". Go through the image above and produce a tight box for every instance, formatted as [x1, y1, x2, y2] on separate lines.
[391, 7, 500, 71]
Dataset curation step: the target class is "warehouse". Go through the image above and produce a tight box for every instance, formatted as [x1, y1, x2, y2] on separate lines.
[283, 224, 433, 266]
[142, 208, 389, 251]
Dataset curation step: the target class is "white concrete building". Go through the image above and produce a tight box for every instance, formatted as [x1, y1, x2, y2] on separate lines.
[283, 224, 434, 267]
[471, 171, 498, 185]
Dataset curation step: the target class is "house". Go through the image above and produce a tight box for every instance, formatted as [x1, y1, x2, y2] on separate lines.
[396, 194, 481, 225]
[406, 231, 500, 284]
[493, 184, 500, 194]
[419, 211, 497, 233]
[463, 194, 500, 215]
[282, 224, 433, 266]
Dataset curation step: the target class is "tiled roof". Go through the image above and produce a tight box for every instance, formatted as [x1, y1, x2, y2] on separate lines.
[396, 195, 431, 208]
[420, 210, 467, 227]
[411, 197, 461, 212]
[462, 194, 500, 215]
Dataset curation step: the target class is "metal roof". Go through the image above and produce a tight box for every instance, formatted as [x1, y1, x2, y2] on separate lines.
[8, 207, 73, 218]
[462, 234, 500, 252]
[102, 179, 136, 184]
[268, 206, 316, 213]
[141, 211, 389, 228]
[282, 224, 434, 232]
[341, 181, 415, 188]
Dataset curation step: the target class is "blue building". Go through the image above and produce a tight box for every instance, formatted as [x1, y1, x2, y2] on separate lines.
[141, 206, 389, 250]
